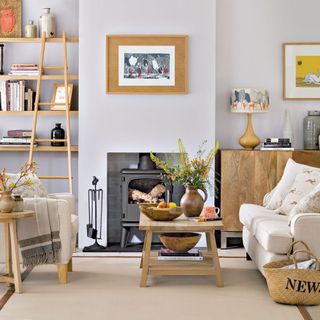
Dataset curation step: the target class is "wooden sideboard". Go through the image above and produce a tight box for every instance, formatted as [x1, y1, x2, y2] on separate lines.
[218, 150, 320, 232]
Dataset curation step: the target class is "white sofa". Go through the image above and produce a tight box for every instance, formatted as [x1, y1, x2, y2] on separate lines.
[0, 193, 78, 284]
[240, 203, 320, 276]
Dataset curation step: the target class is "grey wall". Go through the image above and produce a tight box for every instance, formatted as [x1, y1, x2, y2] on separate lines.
[79, 0, 216, 248]
[0, 0, 79, 195]
[216, 0, 320, 149]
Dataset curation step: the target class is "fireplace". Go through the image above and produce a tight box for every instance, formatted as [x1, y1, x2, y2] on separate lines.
[107, 152, 184, 249]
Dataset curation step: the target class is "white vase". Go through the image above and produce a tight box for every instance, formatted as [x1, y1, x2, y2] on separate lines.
[282, 109, 293, 143]
[39, 8, 56, 38]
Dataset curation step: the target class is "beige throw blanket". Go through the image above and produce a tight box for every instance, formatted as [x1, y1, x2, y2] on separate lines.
[17, 198, 61, 267]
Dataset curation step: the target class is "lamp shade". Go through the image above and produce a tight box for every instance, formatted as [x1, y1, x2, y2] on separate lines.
[230, 88, 270, 113]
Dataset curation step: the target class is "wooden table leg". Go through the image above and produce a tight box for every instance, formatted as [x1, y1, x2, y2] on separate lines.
[140, 234, 147, 269]
[4, 223, 12, 286]
[205, 232, 212, 251]
[9, 220, 23, 293]
[140, 231, 152, 288]
[208, 230, 224, 287]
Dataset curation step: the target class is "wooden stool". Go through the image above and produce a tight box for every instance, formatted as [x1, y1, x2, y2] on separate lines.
[0, 211, 34, 293]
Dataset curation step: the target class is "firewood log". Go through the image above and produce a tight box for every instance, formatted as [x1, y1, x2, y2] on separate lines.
[148, 184, 166, 198]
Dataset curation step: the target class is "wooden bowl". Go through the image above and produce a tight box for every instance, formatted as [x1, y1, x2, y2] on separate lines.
[139, 203, 183, 221]
[159, 233, 201, 252]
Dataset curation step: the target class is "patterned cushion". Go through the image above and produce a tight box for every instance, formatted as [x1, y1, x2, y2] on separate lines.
[6, 173, 47, 198]
[266, 159, 320, 210]
[288, 184, 320, 224]
[276, 169, 320, 215]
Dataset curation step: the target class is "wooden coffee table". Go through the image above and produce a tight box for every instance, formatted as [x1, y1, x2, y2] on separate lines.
[139, 214, 224, 287]
[0, 211, 34, 293]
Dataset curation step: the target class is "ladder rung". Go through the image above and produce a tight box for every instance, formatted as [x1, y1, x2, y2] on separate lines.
[39, 176, 73, 180]
[43, 66, 66, 70]
[38, 102, 69, 106]
[35, 139, 67, 142]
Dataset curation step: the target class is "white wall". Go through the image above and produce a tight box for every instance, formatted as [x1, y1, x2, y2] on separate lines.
[216, 0, 320, 149]
[79, 0, 216, 248]
[0, 0, 79, 195]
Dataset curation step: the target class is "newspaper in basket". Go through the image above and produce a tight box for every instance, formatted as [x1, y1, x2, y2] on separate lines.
[264, 240, 320, 305]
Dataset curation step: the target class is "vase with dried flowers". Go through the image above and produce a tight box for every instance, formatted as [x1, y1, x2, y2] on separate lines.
[150, 139, 220, 217]
[0, 162, 37, 213]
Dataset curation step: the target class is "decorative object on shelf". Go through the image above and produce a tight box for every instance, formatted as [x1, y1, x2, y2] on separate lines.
[83, 176, 106, 252]
[106, 34, 188, 94]
[150, 139, 219, 217]
[303, 110, 320, 150]
[284, 43, 320, 100]
[282, 109, 294, 144]
[0, 161, 36, 213]
[139, 203, 183, 221]
[51, 123, 65, 146]
[230, 88, 270, 150]
[50, 83, 73, 110]
[159, 233, 201, 253]
[0, 0, 21, 38]
[13, 194, 23, 212]
[0, 44, 4, 75]
[25, 20, 37, 38]
[39, 8, 56, 38]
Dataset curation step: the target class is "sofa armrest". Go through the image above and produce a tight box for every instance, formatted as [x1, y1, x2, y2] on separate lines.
[290, 213, 320, 258]
[47, 193, 76, 215]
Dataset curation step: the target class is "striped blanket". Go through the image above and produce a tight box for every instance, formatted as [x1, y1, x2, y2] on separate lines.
[17, 198, 61, 267]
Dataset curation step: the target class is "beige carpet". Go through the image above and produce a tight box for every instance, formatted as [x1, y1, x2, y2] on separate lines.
[0, 257, 305, 320]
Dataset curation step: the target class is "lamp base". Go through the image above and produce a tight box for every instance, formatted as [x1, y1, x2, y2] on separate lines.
[239, 113, 260, 150]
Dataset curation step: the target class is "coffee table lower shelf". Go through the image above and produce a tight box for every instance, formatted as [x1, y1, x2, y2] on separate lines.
[147, 251, 217, 276]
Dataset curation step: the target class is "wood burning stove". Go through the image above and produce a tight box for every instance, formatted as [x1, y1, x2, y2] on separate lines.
[120, 168, 170, 247]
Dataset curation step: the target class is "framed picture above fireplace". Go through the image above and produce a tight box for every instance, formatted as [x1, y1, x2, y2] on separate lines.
[106, 35, 188, 94]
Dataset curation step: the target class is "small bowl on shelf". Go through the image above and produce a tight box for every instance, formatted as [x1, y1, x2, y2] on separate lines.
[159, 233, 201, 252]
[139, 203, 183, 221]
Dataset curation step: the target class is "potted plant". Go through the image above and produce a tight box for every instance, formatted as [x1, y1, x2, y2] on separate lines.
[0, 162, 37, 213]
[150, 139, 220, 217]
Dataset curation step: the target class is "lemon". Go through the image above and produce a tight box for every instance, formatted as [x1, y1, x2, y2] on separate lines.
[168, 202, 177, 208]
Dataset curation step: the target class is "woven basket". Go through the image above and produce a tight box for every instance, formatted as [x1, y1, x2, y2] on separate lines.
[264, 240, 320, 305]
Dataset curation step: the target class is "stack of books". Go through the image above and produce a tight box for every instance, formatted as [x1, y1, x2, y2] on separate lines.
[0, 81, 34, 112]
[261, 138, 294, 151]
[10, 64, 39, 76]
[157, 248, 203, 261]
[0, 130, 37, 147]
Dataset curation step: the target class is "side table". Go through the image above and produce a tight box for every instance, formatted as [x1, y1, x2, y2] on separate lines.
[139, 214, 224, 288]
[0, 211, 34, 293]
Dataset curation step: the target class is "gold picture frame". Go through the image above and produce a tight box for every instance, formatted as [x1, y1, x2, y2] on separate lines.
[50, 83, 73, 110]
[0, 0, 22, 38]
[106, 34, 188, 94]
[283, 42, 320, 100]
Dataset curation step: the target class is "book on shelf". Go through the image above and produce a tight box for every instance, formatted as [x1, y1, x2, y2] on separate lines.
[0, 143, 37, 147]
[260, 147, 294, 151]
[265, 138, 291, 143]
[0, 81, 34, 112]
[7, 129, 32, 137]
[1, 137, 32, 143]
[10, 64, 39, 76]
[157, 248, 203, 261]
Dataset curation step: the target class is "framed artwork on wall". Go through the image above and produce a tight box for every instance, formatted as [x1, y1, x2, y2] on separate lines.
[106, 35, 188, 94]
[283, 43, 320, 100]
[0, 0, 21, 37]
[50, 83, 73, 110]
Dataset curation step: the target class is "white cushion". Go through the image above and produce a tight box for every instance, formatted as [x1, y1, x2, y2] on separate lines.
[266, 159, 320, 210]
[7, 173, 47, 198]
[239, 204, 292, 254]
[288, 184, 320, 224]
[276, 170, 320, 215]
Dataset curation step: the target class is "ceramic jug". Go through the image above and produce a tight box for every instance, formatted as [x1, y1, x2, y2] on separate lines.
[180, 185, 208, 217]
[39, 8, 56, 38]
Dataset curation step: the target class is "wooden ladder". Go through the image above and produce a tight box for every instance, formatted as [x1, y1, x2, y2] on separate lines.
[29, 32, 73, 194]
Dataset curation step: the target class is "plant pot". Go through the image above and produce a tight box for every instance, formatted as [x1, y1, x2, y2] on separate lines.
[0, 191, 15, 213]
[180, 185, 208, 217]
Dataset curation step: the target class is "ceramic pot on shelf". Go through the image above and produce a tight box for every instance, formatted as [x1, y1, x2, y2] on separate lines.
[180, 185, 208, 217]
[39, 8, 56, 38]
[25, 20, 37, 38]
[0, 191, 15, 213]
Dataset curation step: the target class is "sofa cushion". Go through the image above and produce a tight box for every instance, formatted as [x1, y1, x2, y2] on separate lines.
[276, 170, 320, 215]
[240, 204, 293, 254]
[266, 159, 320, 210]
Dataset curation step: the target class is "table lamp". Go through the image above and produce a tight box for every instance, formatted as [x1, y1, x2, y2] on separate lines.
[230, 88, 270, 150]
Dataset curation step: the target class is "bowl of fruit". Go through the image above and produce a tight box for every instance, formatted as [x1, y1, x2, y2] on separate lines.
[139, 201, 183, 221]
